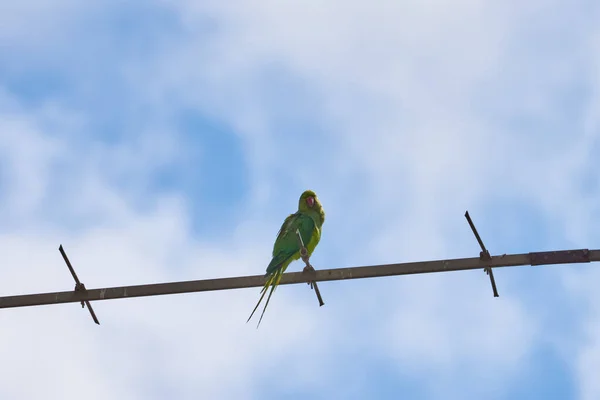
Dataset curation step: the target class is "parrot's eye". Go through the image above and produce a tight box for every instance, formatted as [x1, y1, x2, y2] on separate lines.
[306, 196, 315, 207]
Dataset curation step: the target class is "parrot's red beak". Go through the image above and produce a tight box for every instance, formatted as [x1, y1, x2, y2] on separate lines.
[306, 196, 315, 208]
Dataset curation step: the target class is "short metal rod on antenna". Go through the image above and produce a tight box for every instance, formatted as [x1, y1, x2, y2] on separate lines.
[295, 229, 325, 306]
[464, 211, 499, 297]
[59, 245, 100, 325]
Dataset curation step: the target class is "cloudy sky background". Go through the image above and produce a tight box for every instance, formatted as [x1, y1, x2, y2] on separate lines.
[1, 1, 600, 399]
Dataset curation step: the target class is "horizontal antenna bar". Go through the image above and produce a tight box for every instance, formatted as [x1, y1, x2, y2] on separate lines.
[0, 249, 597, 309]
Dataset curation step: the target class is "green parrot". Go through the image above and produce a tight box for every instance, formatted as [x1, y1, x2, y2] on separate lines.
[247, 189, 325, 328]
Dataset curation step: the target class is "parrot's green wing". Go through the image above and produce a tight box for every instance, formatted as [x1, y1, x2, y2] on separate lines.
[267, 212, 316, 274]
[247, 212, 317, 327]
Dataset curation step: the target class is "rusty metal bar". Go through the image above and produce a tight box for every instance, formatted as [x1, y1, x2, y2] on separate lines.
[0, 249, 597, 310]
[58, 245, 100, 325]
[465, 211, 499, 297]
[530, 250, 591, 265]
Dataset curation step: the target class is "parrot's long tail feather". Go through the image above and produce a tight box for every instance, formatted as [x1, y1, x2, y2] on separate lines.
[272, 269, 285, 293]
[256, 269, 284, 328]
[246, 274, 276, 324]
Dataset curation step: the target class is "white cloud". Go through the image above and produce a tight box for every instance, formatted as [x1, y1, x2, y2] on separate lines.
[383, 273, 537, 397]
[0, 116, 62, 217]
[2, 0, 600, 398]
[145, 0, 600, 396]
[0, 0, 90, 45]
[0, 93, 352, 399]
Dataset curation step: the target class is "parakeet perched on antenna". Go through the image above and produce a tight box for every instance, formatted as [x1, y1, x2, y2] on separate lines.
[247, 190, 325, 328]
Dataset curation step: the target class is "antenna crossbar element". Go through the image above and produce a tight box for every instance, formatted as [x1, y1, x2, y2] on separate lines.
[464, 211, 499, 297]
[59, 245, 100, 325]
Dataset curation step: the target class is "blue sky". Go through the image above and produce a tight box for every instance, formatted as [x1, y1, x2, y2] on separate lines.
[1, 1, 599, 399]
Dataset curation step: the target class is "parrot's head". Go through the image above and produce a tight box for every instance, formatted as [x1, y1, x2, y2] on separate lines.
[299, 190, 325, 225]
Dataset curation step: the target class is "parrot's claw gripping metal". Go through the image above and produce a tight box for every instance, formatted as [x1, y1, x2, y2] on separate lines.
[302, 265, 316, 289]
[296, 229, 325, 307]
[464, 211, 499, 298]
[59, 245, 101, 325]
